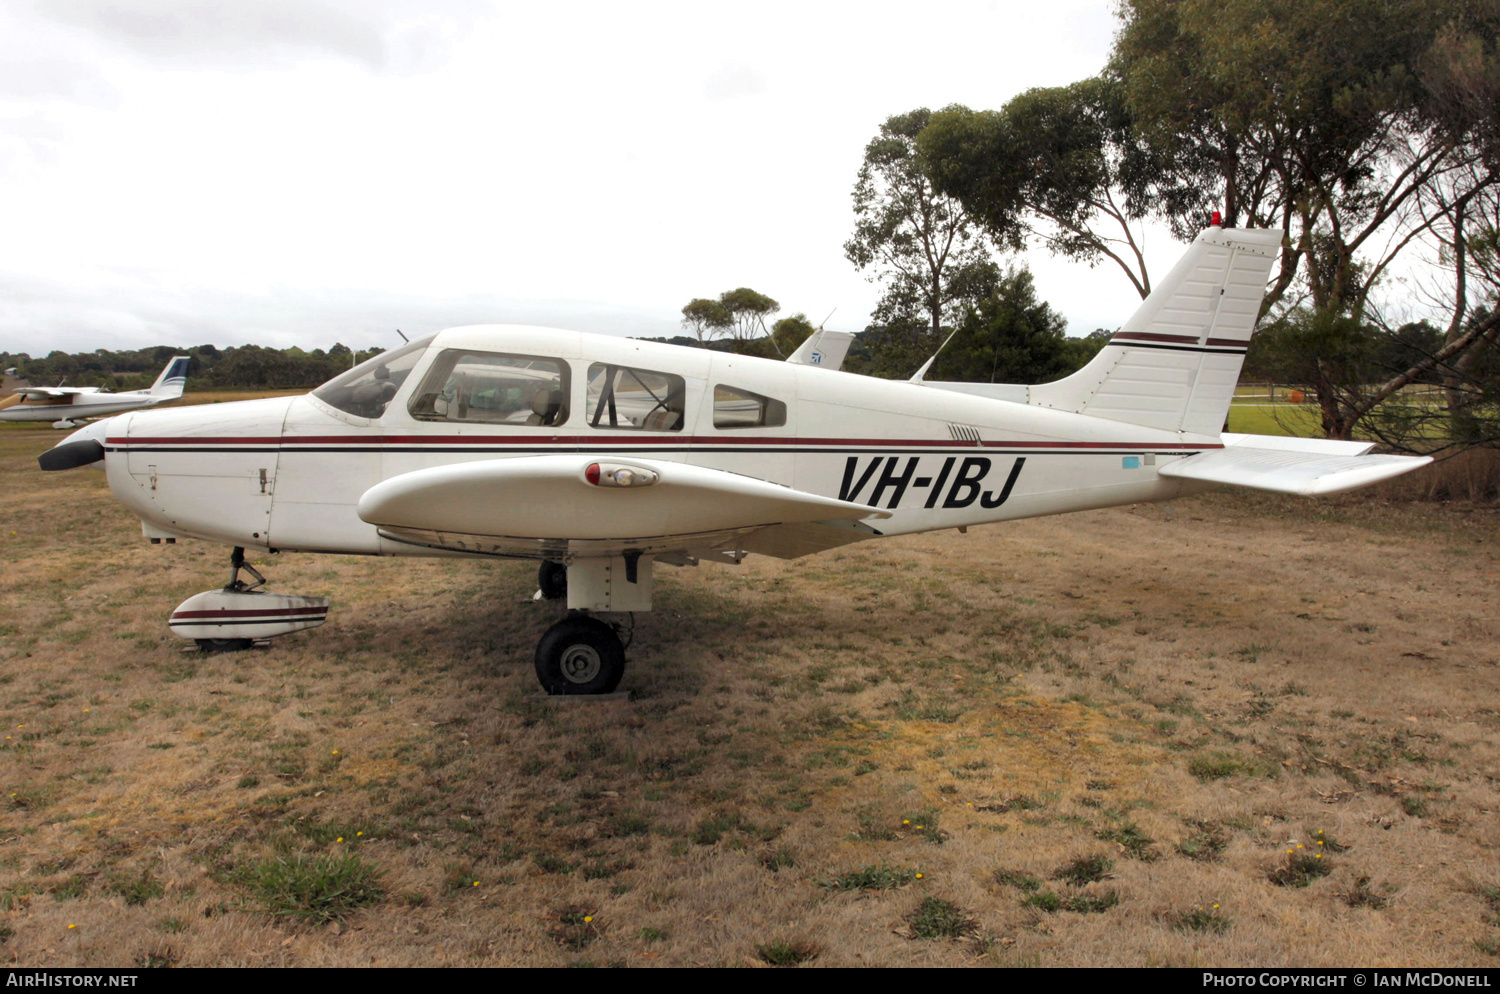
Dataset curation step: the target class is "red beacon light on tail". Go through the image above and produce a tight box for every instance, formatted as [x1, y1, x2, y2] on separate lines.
[1210, 210, 1223, 227]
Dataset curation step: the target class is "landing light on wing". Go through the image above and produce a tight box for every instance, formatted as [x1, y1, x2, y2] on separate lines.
[585, 462, 659, 488]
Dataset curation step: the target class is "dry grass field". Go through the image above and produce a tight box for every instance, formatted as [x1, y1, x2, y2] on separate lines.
[2, 418, 1499, 968]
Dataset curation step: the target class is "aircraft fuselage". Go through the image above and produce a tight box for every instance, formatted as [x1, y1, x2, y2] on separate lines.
[91, 326, 1215, 557]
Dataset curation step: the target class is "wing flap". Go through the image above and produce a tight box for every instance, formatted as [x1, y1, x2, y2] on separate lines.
[1159, 443, 1431, 496]
[358, 455, 890, 550]
[737, 519, 884, 559]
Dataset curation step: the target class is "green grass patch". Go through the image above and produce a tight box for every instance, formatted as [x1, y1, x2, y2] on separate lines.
[824, 863, 919, 891]
[106, 870, 164, 906]
[1178, 826, 1229, 861]
[907, 897, 978, 939]
[1188, 752, 1241, 781]
[1053, 854, 1113, 886]
[1171, 906, 1231, 933]
[762, 848, 796, 872]
[228, 852, 383, 921]
[1268, 849, 1332, 888]
[1096, 823, 1159, 862]
[756, 939, 820, 966]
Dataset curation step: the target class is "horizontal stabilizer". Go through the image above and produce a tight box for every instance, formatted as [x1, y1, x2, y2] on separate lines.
[1159, 435, 1431, 496]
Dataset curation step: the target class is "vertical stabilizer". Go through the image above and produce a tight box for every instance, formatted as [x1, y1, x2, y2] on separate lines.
[1028, 227, 1281, 435]
[148, 356, 191, 399]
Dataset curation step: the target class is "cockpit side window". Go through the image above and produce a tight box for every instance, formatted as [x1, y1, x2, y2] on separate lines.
[586, 363, 685, 431]
[713, 385, 787, 429]
[311, 336, 434, 419]
[408, 351, 570, 426]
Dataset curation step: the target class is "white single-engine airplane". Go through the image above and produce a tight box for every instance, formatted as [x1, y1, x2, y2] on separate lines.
[39, 225, 1430, 694]
[2, 356, 191, 428]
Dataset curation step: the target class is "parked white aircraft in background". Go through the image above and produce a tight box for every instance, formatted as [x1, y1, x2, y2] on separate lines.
[1, 357, 190, 428]
[38, 224, 1431, 694]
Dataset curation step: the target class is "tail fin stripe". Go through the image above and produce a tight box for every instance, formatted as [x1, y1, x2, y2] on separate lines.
[1112, 332, 1199, 344]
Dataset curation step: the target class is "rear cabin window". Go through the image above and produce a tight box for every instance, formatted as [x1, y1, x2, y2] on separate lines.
[408, 351, 570, 426]
[312, 336, 434, 419]
[713, 385, 787, 429]
[586, 364, 686, 431]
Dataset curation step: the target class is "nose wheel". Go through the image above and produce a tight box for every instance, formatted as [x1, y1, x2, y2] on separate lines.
[534, 615, 625, 695]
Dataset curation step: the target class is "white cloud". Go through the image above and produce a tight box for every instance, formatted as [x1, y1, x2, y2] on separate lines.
[0, 0, 1169, 358]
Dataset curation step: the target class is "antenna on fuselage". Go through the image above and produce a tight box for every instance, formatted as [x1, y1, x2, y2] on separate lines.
[909, 327, 962, 384]
[396, 329, 409, 343]
[759, 316, 788, 359]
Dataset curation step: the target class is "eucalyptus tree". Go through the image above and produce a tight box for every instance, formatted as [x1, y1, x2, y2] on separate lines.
[844, 109, 1000, 344]
[918, 0, 1500, 441]
[680, 298, 731, 343]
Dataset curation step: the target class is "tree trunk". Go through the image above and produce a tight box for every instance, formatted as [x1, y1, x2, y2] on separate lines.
[1315, 362, 1354, 440]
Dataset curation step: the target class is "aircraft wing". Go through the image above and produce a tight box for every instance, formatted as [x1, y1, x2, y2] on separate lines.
[1158, 433, 1432, 496]
[357, 455, 891, 560]
[15, 387, 71, 399]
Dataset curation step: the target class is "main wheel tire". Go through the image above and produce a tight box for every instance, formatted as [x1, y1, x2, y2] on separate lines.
[538, 561, 567, 601]
[534, 616, 624, 695]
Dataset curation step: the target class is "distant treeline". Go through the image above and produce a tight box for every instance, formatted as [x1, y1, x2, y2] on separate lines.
[5, 325, 1117, 394]
[1, 343, 386, 391]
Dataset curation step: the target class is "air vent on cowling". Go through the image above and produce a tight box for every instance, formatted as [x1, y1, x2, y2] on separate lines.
[947, 423, 981, 442]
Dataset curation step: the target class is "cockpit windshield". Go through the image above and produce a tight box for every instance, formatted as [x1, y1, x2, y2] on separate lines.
[311, 336, 435, 419]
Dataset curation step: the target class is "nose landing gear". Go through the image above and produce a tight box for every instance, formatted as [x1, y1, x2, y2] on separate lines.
[167, 547, 330, 651]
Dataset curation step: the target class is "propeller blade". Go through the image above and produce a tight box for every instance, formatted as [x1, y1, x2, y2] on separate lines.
[38, 439, 104, 471]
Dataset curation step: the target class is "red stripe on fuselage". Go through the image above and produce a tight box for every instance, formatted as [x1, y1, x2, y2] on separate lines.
[108, 435, 1224, 450]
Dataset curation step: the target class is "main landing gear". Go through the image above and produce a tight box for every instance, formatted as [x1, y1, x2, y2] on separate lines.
[534, 614, 626, 695]
[531, 555, 650, 696]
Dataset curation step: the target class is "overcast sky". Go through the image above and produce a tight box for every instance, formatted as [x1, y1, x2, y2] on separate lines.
[0, 0, 1189, 357]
